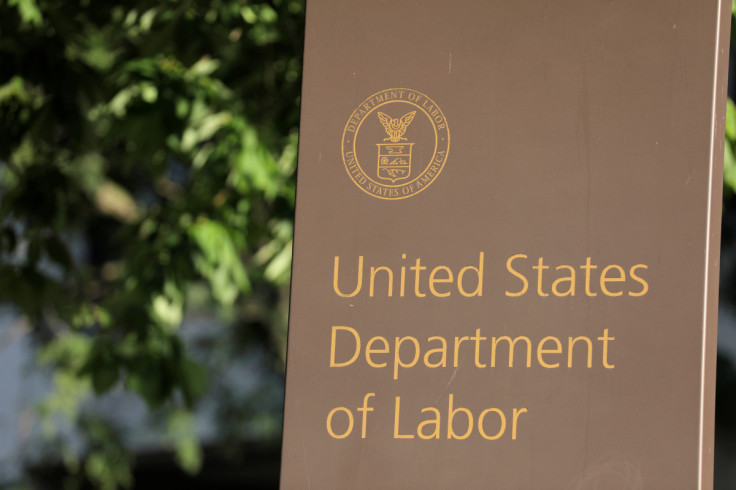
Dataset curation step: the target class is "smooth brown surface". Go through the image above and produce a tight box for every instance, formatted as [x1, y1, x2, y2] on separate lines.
[281, 1, 730, 488]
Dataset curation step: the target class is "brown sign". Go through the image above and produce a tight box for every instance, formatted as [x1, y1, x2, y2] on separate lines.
[281, 1, 731, 488]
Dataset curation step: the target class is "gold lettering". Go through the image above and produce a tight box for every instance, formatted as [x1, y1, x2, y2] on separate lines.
[429, 266, 453, 297]
[568, 336, 593, 368]
[369, 265, 393, 297]
[330, 326, 360, 367]
[394, 336, 420, 379]
[506, 254, 529, 297]
[598, 328, 615, 368]
[394, 397, 414, 439]
[333, 256, 363, 297]
[629, 264, 649, 296]
[581, 256, 598, 297]
[537, 336, 562, 368]
[491, 336, 532, 367]
[600, 264, 625, 296]
[552, 265, 576, 296]
[458, 252, 484, 297]
[365, 336, 389, 368]
[447, 394, 473, 440]
[478, 408, 506, 440]
[424, 336, 448, 367]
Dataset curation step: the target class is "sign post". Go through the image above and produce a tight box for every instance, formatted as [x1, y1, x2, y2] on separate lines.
[281, 1, 731, 488]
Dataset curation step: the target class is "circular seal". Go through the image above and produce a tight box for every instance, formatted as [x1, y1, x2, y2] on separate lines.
[341, 88, 450, 200]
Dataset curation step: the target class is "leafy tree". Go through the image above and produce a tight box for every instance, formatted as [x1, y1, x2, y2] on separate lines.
[0, 0, 303, 487]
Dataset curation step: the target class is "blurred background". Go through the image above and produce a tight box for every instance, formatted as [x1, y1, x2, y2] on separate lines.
[1, 1, 736, 489]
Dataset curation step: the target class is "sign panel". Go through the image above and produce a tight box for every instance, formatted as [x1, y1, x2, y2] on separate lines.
[281, 1, 730, 488]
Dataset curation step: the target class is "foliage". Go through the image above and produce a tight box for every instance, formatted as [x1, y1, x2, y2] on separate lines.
[726, 3, 736, 194]
[2, 0, 734, 489]
[0, 0, 303, 487]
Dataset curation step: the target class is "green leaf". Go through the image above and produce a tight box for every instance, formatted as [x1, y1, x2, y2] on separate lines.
[726, 98, 736, 141]
[264, 239, 292, 284]
[189, 220, 250, 305]
[126, 357, 167, 408]
[8, 0, 42, 26]
[187, 57, 221, 78]
[150, 280, 184, 329]
[140, 82, 159, 103]
[179, 359, 208, 404]
[167, 410, 202, 474]
[231, 125, 281, 199]
[0, 76, 32, 103]
[725, 139, 736, 193]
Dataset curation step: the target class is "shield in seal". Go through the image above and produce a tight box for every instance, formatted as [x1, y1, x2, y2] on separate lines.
[376, 143, 413, 183]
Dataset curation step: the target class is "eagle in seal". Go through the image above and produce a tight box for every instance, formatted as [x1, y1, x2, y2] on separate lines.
[377, 111, 416, 142]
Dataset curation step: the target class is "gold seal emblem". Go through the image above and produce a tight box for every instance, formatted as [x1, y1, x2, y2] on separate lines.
[341, 88, 450, 200]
